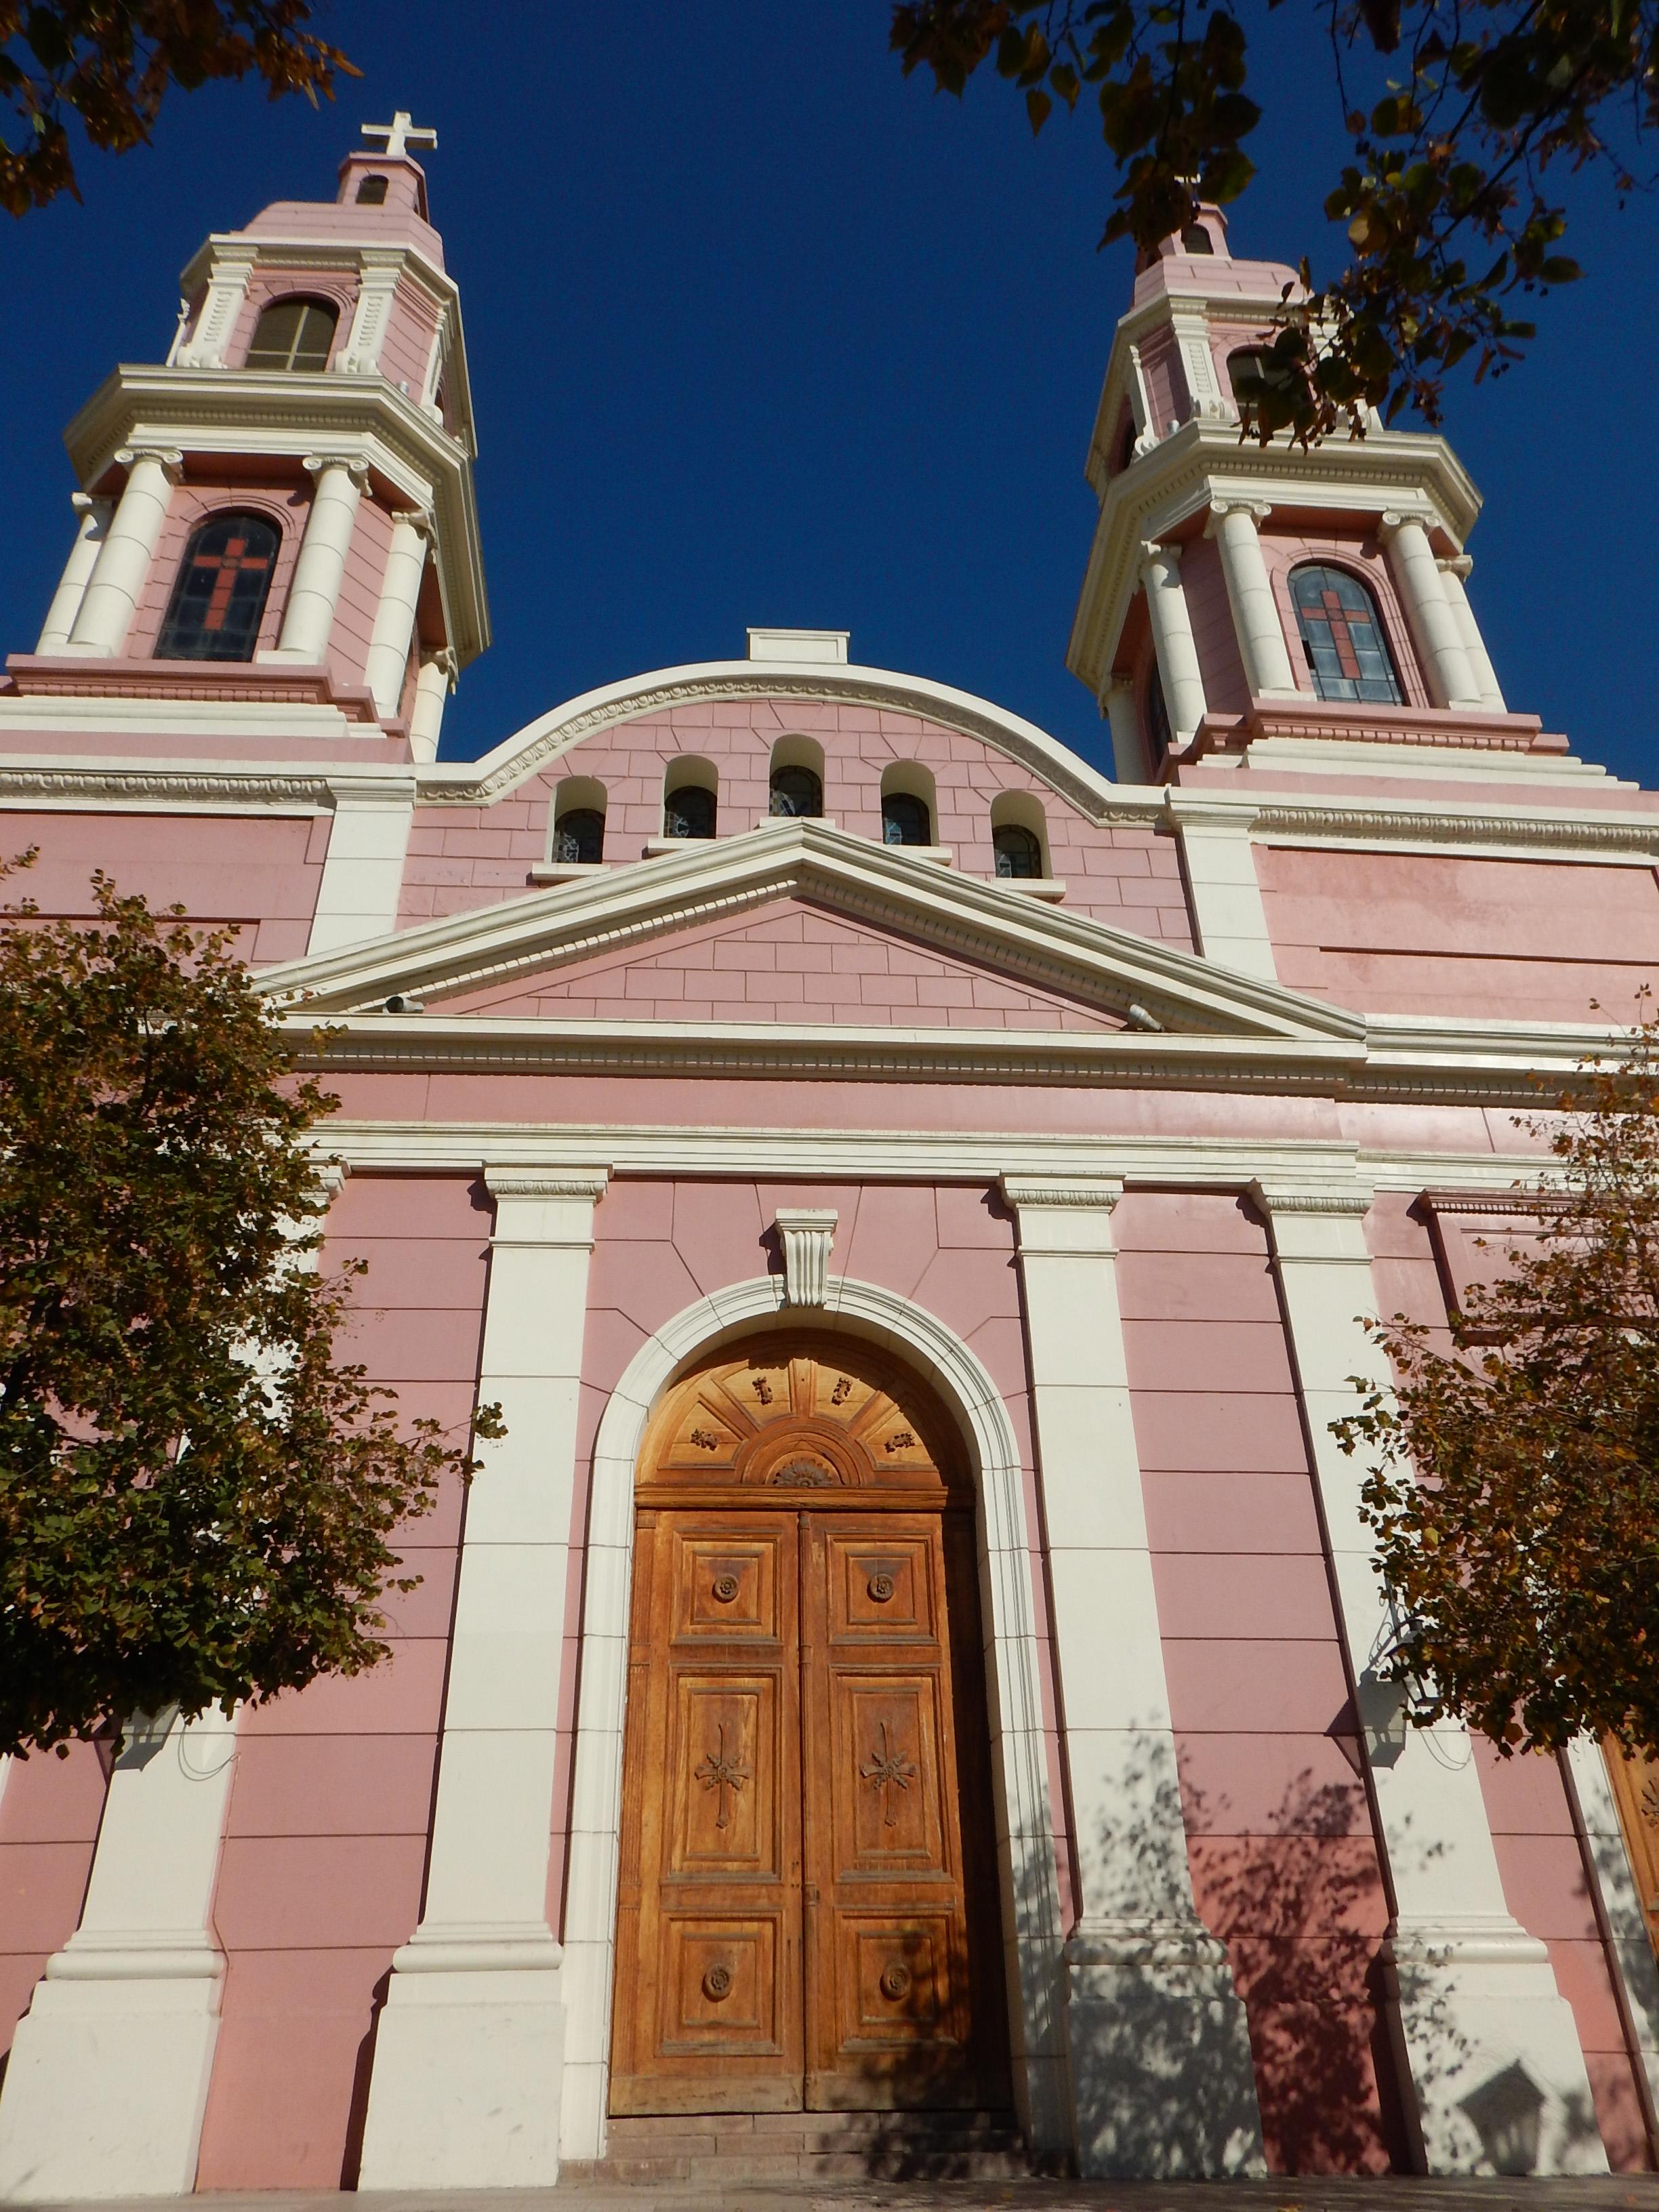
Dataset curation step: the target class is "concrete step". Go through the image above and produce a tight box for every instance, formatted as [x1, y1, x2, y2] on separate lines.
[576, 2108, 1040, 2185]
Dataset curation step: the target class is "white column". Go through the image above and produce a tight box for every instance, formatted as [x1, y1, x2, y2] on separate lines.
[1252, 1182, 1607, 2177]
[358, 1168, 609, 2191]
[1103, 675, 1149, 784]
[1379, 513, 1482, 710]
[174, 247, 256, 368]
[408, 647, 455, 764]
[62, 448, 182, 658]
[306, 777, 417, 954]
[265, 455, 367, 665]
[1438, 556, 1507, 713]
[363, 508, 432, 719]
[1140, 541, 1208, 745]
[1162, 793, 1277, 981]
[1206, 500, 1298, 699]
[1563, 1740, 1659, 2130]
[0, 1708, 237, 2199]
[1002, 1180, 1265, 2180]
[35, 494, 111, 653]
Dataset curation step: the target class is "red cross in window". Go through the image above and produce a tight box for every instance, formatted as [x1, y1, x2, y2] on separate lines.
[1320, 588, 1364, 680]
[192, 535, 270, 632]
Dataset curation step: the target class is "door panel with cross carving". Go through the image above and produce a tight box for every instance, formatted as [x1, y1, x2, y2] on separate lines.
[609, 1335, 1005, 2117]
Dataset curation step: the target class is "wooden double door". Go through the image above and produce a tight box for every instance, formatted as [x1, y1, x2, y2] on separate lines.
[610, 1337, 1006, 2116]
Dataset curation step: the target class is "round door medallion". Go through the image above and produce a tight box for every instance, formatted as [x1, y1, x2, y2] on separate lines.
[711, 1573, 740, 1603]
[702, 1963, 733, 2001]
[867, 1572, 895, 1603]
[879, 1962, 912, 2001]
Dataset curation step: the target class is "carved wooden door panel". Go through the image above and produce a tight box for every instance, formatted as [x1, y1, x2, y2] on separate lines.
[611, 1509, 805, 2114]
[802, 1511, 980, 2109]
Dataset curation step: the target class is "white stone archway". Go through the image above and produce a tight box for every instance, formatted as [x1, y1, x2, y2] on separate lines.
[557, 1273, 1070, 2161]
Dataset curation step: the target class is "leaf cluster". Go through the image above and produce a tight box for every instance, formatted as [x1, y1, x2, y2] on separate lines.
[0, 0, 357, 216]
[890, 0, 1658, 436]
[0, 869, 493, 1755]
[1335, 1012, 1659, 1758]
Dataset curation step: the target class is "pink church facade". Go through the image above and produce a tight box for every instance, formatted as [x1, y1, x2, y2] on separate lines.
[0, 126, 1658, 2194]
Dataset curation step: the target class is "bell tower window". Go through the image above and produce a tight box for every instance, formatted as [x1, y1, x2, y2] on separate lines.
[245, 297, 338, 372]
[1290, 564, 1404, 705]
[356, 176, 390, 205]
[156, 512, 279, 662]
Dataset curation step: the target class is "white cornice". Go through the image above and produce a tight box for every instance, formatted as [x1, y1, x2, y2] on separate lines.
[253, 814, 1359, 1040]
[62, 367, 489, 668]
[0, 760, 415, 813]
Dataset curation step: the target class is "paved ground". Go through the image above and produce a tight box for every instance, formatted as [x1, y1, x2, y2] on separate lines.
[36, 2183, 1659, 2212]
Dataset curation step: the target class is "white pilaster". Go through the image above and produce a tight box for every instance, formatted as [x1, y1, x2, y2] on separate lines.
[409, 647, 455, 764]
[1206, 500, 1298, 699]
[1563, 1740, 1659, 2133]
[35, 495, 111, 653]
[62, 449, 182, 658]
[306, 778, 417, 955]
[357, 1168, 609, 2191]
[1252, 1182, 1607, 2177]
[1140, 542, 1208, 745]
[173, 246, 256, 369]
[1162, 794, 1277, 981]
[339, 250, 404, 375]
[363, 508, 432, 719]
[1103, 676, 1148, 784]
[1379, 514, 1482, 710]
[1002, 1180, 1264, 2179]
[266, 455, 367, 665]
[0, 1708, 237, 2200]
[1438, 556, 1507, 713]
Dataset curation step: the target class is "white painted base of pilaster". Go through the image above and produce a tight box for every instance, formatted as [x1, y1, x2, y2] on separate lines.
[1385, 1924, 1609, 2174]
[1063, 1923, 1266, 2178]
[356, 1949, 565, 2189]
[0, 1969, 220, 2200]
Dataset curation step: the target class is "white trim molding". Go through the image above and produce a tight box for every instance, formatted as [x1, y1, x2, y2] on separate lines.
[558, 1274, 1070, 2163]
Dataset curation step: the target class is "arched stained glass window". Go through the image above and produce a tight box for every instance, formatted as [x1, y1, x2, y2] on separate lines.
[245, 297, 337, 372]
[1291, 565, 1404, 705]
[769, 764, 822, 818]
[882, 792, 931, 847]
[993, 823, 1043, 879]
[156, 512, 279, 662]
[554, 808, 605, 864]
[664, 783, 716, 839]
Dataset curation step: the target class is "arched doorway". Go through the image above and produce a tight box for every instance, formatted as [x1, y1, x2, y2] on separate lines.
[609, 1328, 1009, 2118]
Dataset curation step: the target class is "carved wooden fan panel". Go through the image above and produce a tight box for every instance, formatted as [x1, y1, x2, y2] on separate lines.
[642, 1333, 965, 1500]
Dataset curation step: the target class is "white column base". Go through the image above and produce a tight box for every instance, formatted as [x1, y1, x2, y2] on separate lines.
[357, 1934, 565, 2189]
[1385, 1923, 1609, 2175]
[1063, 1922, 1265, 2178]
[0, 1965, 220, 2200]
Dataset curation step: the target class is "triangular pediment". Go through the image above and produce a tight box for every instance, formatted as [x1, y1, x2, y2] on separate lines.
[257, 817, 1366, 1043]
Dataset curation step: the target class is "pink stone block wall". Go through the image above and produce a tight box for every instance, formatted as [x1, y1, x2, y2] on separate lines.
[0, 808, 326, 963]
[1178, 534, 1251, 717]
[555, 1179, 1074, 1927]
[325, 492, 395, 697]
[0, 1746, 108, 2061]
[194, 1173, 491, 2190]
[397, 700, 1195, 949]
[1114, 1189, 1403, 2173]
[1259, 847, 1659, 1018]
[436, 897, 1124, 1031]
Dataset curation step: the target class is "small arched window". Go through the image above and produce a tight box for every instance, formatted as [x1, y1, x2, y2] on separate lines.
[665, 783, 716, 839]
[882, 792, 932, 847]
[245, 297, 337, 373]
[1180, 225, 1214, 255]
[993, 823, 1044, 879]
[156, 512, 280, 662]
[356, 176, 390, 205]
[1291, 565, 1404, 705]
[769, 764, 822, 818]
[554, 809, 605, 864]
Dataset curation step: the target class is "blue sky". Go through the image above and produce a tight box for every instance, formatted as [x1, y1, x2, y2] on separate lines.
[2, 1, 1653, 782]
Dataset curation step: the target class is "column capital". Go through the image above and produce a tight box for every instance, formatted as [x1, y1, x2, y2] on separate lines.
[113, 445, 184, 483]
[421, 644, 459, 684]
[1376, 507, 1434, 544]
[1139, 537, 1181, 577]
[69, 489, 105, 518]
[1438, 552, 1474, 580]
[1205, 495, 1273, 533]
[1249, 1178, 1374, 1219]
[485, 1166, 610, 1203]
[1000, 1176, 1122, 1212]
[302, 453, 371, 489]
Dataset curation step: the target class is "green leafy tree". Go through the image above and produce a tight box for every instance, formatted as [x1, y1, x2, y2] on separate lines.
[1, 0, 356, 218]
[890, 0, 1651, 438]
[1336, 1015, 1659, 1757]
[0, 866, 497, 1755]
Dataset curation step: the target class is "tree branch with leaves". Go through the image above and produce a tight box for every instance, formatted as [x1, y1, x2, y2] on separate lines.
[890, 0, 1656, 438]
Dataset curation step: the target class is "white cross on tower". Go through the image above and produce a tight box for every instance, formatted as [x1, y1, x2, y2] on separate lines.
[361, 111, 437, 161]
